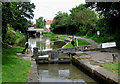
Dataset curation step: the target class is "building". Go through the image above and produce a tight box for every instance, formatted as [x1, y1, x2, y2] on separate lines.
[45, 20, 53, 32]
[31, 24, 36, 27]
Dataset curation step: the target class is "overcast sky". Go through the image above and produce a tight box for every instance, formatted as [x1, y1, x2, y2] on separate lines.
[31, 0, 85, 24]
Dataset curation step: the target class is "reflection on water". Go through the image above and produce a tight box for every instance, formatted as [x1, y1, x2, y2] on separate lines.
[37, 64, 97, 83]
[28, 36, 66, 52]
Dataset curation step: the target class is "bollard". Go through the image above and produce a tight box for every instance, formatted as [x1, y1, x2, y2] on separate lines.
[112, 53, 118, 64]
[33, 47, 38, 58]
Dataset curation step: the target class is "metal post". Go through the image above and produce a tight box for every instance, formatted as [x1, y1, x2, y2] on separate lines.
[112, 53, 118, 64]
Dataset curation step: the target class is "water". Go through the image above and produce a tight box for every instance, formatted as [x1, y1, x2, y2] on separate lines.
[37, 64, 97, 83]
[28, 36, 66, 52]
[28, 36, 97, 83]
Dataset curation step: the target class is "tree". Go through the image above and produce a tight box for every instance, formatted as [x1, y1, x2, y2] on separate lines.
[2, 2, 35, 43]
[51, 5, 98, 36]
[11, 2, 35, 33]
[35, 17, 46, 28]
[2, 2, 14, 42]
[85, 2, 120, 34]
[51, 11, 70, 34]
[70, 4, 98, 36]
[85, 2, 120, 48]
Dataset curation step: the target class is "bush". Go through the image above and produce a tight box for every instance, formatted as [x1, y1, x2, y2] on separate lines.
[4, 27, 25, 45]
[5, 28, 17, 45]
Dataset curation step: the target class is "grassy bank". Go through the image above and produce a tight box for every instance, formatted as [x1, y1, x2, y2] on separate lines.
[2, 46, 31, 82]
[44, 32, 67, 40]
[64, 39, 91, 48]
[99, 62, 120, 75]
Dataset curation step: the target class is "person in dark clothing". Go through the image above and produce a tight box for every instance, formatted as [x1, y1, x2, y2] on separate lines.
[71, 39, 75, 47]
[22, 42, 29, 54]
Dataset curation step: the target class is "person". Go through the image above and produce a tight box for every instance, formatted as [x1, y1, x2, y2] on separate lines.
[71, 39, 75, 47]
[22, 42, 29, 54]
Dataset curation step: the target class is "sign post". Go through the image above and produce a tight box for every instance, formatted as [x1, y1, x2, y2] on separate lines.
[97, 31, 100, 37]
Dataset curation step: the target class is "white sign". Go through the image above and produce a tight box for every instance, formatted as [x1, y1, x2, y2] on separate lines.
[97, 31, 100, 36]
[102, 42, 116, 48]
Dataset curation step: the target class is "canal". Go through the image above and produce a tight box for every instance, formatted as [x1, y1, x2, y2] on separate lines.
[28, 36, 98, 83]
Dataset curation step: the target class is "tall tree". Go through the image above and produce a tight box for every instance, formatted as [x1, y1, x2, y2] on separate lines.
[51, 11, 70, 34]
[70, 4, 98, 36]
[85, 2, 120, 48]
[35, 17, 46, 28]
[2, 2, 14, 42]
[85, 2, 120, 34]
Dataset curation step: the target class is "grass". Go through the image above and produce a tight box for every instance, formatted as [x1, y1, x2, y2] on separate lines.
[64, 39, 91, 48]
[99, 62, 120, 75]
[0, 67, 1, 84]
[44, 32, 67, 40]
[2, 46, 31, 82]
[82, 35, 114, 43]
[44, 32, 58, 38]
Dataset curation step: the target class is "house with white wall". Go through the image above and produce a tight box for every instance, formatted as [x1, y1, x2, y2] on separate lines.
[45, 20, 53, 32]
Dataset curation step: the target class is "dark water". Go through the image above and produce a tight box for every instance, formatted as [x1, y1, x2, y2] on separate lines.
[28, 36, 97, 83]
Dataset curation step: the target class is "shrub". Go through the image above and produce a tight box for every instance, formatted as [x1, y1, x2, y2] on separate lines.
[5, 28, 17, 45]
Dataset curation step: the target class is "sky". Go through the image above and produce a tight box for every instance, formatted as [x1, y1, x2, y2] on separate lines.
[31, 0, 85, 24]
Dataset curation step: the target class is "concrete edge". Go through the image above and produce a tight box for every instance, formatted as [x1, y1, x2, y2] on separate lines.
[72, 57, 119, 84]
[28, 58, 39, 82]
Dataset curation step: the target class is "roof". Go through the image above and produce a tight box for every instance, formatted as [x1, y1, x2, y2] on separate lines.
[31, 24, 36, 27]
[27, 27, 44, 32]
[46, 20, 53, 25]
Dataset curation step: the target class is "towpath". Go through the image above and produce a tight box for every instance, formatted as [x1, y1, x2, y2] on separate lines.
[74, 36, 98, 45]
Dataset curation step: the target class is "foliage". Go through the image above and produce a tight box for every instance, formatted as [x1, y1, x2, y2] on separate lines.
[35, 17, 46, 28]
[51, 5, 98, 36]
[2, 46, 31, 82]
[4, 27, 17, 45]
[4, 26, 25, 45]
[51, 11, 70, 34]
[51, 2, 120, 49]
[2, 2, 14, 42]
[85, 2, 120, 49]
[70, 5, 97, 25]
[2, 2, 35, 43]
